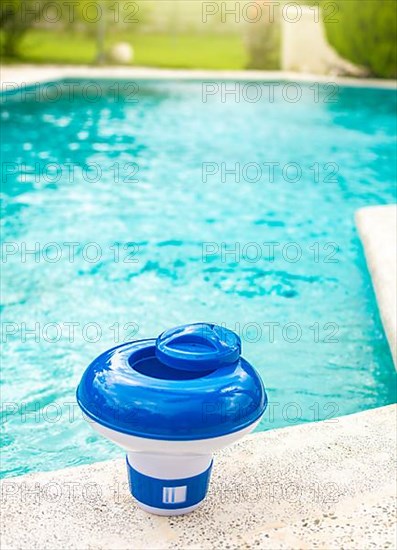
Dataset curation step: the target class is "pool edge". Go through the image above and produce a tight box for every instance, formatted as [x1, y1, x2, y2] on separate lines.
[1, 404, 396, 549]
[1, 65, 397, 90]
[356, 204, 397, 368]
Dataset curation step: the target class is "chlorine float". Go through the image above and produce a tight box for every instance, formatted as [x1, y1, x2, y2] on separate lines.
[77, 323, 268, 515]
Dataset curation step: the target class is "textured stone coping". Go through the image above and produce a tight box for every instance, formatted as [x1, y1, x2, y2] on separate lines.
[1, 404, 396, 550]
[1, 65, 397, 89]
[356, 205, 397, 367]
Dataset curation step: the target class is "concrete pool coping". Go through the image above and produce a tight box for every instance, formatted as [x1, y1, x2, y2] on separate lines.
[356, 204, 397, 368]
[1, 65, 397, 89]
[1, 404, 396, 550]
[1, 67, 396, 549]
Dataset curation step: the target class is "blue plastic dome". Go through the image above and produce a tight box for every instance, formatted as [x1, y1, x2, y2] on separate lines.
[76, 323, 267, 441]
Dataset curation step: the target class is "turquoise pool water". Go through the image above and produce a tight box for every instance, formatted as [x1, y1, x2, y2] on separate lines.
[1, 80, 396, 478]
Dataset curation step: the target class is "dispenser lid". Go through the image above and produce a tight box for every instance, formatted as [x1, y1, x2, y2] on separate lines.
[155, 323, 241, 372]
[76, 324, 267, 441]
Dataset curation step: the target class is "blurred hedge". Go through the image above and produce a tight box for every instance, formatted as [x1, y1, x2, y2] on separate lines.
[323, 0, 397, 78]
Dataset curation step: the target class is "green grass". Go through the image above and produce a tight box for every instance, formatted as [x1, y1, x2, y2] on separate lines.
[1, 30, 248, 70]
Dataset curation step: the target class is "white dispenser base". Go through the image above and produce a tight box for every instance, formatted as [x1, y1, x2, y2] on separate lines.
[126, 452, 212, 516]
[137, 502, 202, 516]
[90, 419, 263, 516]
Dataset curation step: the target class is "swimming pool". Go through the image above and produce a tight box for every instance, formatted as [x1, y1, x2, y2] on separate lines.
[1, 79, 396, 478]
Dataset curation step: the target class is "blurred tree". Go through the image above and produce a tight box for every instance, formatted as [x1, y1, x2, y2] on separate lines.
[71, 0, 147, 63]
[0, 0, 53, 57]
[71, 0, 147, 34]
[0, 0, 147, 61]
[323, 0, 397, 78]
[244, 2, 281, 70]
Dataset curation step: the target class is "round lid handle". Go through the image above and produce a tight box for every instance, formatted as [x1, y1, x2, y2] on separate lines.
[155, 323, 241, 372]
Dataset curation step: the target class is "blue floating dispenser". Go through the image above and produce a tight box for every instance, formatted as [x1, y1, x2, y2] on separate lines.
[77, 323, 267, 515]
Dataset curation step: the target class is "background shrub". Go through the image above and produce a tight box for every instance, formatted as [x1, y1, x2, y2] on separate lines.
[323, 0, 397, 78]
